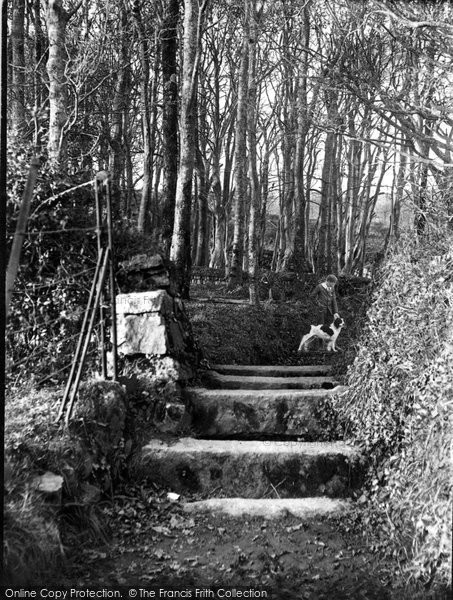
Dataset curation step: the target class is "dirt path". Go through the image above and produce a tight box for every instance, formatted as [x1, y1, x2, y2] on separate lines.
[55, 484, 402, 599]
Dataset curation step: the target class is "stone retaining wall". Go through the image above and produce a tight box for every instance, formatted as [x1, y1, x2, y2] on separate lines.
[115, 253, 201, 434]
[116, 253, 200, 381]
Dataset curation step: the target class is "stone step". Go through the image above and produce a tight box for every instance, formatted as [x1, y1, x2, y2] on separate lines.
[183, 497, 352, 519]
[136, 437, 363, 499]
[211, 364, 332, 377]
[185, 387, 345, 439]
[204, 372, 338, 390]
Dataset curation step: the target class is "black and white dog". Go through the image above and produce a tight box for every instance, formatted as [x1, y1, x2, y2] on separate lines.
[297, 316, 345, 353]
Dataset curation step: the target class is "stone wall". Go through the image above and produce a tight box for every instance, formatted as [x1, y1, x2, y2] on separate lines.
[115, 253, 200, 433]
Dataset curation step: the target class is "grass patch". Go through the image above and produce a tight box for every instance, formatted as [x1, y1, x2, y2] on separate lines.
[3, 383, 122, 584]
[187, 278, 371, 369]
[3, 487, 63, 586]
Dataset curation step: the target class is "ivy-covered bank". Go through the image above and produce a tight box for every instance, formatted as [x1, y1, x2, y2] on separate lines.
[337, 234, 452, 589]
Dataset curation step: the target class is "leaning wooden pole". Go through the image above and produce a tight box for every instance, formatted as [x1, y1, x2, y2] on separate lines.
[95, 175, 107, 379]
[5, 157, 40, 318]
[105, 178, 118, 381]
[64, 248, 111, 425]
[56, 249, 106, 423]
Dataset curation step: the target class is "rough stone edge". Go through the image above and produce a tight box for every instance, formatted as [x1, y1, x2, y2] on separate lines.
[183, 497, 353, 518]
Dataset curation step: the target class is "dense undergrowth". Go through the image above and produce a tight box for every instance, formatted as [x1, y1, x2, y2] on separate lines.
[6, 155, 159, 389]
[338, 234, 453, 590]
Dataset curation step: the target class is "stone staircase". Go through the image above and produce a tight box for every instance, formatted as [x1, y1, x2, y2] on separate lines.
[137, 364, 363, 519]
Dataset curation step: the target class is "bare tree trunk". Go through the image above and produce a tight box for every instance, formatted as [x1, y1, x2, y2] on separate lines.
[247, 0, 259, 305]
[316, 128, 336, 274]
[123, 108, 134, 219]
[412, 38, 435, 237]
[278, 49, 297, 272]
[228, 0, 250, 287]
[191, 175, 199, 261]
[353, 144, 390, 274]
[209, 173, 224, 267]
[208, 47, 226, 269]
[342, 108, 361, 275]
[280, 126, 295, 271]
[258, 131, 270, 259]
[293, 2, 311, 272]
[334, 132, 345, 273]
[161, 0, 179, 254]
[32, 0, 46, 151]
[46, 0, 70, 168]
[11, 0, 26, 139]
[392, 146, 407, 241]
[170, 0, 208, 298]
[211, 110, 235, 270]
[194, 160, 209, 265]
[194, 85, 210, 266]
[108, 7, 130, 218]
[133, 6, 157, 233]
[222, 143, 235, 272]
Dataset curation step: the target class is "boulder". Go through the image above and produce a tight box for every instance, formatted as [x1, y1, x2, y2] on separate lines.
[117, 253, 171, 293]
[33, 472, 64, 504]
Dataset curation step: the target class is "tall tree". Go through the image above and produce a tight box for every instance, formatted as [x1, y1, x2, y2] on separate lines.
[170, 0, 208, 297]
[160, 0, 180, 253]
[293, 1, 312, 272]
[193, 68, 210, 266]
[46, 0, 70, 167]
[10, 0, 26, 139]
[108, 5, 131, 217]
[32, 0, 46, 151]
[228, 0, 250, 286]
[247, 0, 260, 304]
[133, 2, 158, 233]
[45, 0, 84, 167]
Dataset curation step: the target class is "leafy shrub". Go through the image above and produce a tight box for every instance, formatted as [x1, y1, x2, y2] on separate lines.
[337, 233, 453, 587]
[6, 154, 98, 385]
[6, 153, 161, 389]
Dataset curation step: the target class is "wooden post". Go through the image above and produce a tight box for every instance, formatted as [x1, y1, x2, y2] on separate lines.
[5, 157, 40, 318]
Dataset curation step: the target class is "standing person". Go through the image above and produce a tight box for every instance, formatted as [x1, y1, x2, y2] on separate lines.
[310, 274, 340, 326]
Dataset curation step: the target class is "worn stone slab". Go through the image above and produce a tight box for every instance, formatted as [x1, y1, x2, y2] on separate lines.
[119, 253, 165, 272]
[183, 497, 352, 519]
[191, 298, 250, 305]
[204, 372, 339, 390]
[117, 313, 168, 355]
[210, 365, 332, 377]
[116, 291, 173, 315]
[137, 437, 363, 498]
[185, 388, 345, 438]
